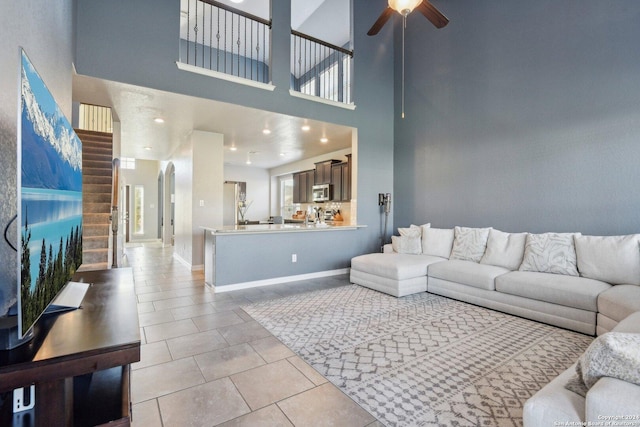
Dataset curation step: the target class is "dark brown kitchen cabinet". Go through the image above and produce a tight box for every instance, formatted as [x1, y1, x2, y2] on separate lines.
[293, 169, 314, 203]
[314, 160, 340, 185]
[331, 157, 351, 202]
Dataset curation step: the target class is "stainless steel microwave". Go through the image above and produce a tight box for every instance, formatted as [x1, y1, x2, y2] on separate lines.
[312, 184, 331, 202]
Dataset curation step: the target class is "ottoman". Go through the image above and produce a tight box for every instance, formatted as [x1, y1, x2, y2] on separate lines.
[350, 252, 446, 297]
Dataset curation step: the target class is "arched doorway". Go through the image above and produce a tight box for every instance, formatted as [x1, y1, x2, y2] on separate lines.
[157, 171, 164, 240]
[163, 163, 175, 247]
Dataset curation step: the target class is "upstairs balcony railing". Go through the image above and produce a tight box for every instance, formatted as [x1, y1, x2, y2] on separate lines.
[291, 30, 353, 105]
[78, 103, 113, 133]
[179, 0, 272, 84]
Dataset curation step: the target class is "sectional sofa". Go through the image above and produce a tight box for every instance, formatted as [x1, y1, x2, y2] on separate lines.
[350, 224, 640, 335]
[350, 224, 640, 424]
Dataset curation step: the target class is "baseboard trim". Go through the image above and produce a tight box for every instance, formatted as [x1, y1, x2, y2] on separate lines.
[214, 268, 350, 293]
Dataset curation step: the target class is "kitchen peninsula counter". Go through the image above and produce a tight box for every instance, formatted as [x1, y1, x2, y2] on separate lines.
[203, 222, 363, 235]
[201, 222, 367, 290]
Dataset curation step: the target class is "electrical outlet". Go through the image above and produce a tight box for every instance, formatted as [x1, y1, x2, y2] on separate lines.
[13, 385, 35, 413]
[199, 200, 204, 207]
[291, 254, 297, 263]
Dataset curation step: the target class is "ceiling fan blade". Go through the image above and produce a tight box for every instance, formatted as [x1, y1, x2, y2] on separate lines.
[417, 0, 449, 29]
[367, 7, 394, 36]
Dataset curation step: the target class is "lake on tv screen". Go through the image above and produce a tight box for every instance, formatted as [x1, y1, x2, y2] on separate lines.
[22, 188, 83, 292]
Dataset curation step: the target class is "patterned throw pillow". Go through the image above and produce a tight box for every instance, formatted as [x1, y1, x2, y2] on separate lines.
[519, 232, 580, 276]
[391, 224, 428, 254]
[565, 332, 640, 397]
[449, 227, 492, 262]
[391, 235, 422, 254]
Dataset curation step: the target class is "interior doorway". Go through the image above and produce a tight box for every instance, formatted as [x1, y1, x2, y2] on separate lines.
[157, 171, 164, 240]
[125, 185, 131, 243]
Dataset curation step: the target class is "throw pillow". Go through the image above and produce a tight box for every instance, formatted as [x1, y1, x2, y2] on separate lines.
[565, 332, 640, 397]
[449, 227, 492, 262]
[519, 232, 580, 276]
[391, 235, 422, 255]
[480, 229, 527, 270]
[574, 234, 640, 286]
[398, 224, 422, 238]
[421, 228, 455, 258]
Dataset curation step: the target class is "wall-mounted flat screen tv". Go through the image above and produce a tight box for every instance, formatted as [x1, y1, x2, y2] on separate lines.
[18, 48, 83, 339]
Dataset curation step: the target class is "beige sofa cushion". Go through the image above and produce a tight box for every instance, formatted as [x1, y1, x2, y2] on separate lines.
[574, 234, 640, 286]
[496, 271, 610, 312]
[351, 253, 445, 281]
[428, 260, 510, 291]
[421, 227, 454, 258]
[597, 285, 640, 322]
[480, 229, 527, 270]
[519, 232, 580, 276]
[449, 226, 491, 262]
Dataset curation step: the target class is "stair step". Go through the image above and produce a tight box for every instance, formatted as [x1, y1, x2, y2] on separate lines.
[84, 213, 111, 224]
[84, 175, 112, 185]
[83, 236, 109, 249]
[84, 167, 113, 177]
[83, 153, 112, 162]
[84, 193, 111, 204]
[83, 251, 108, 265]
[84, 224, 110, 237]
[84, 159, 114, 169]
[84, 202, 111, 214]
[78, 262, 109, 272]
[84, 183, 112, 194]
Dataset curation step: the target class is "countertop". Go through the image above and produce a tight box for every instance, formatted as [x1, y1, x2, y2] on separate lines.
[202, 222, 365, 235]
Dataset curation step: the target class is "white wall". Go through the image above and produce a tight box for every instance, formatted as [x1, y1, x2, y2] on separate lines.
[0, 0, 74, 315]
[192, 131, 224, 268]
[224, 165, 270, 221]
[172, 138, 194, 266]
[121, 159, 159, 241]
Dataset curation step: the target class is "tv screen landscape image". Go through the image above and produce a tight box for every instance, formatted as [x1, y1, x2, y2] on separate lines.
[18, 49, 83, 338]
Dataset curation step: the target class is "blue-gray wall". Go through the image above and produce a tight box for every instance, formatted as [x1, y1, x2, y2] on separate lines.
[0, 1, 75, 315]
[395, 0, 640, 235]
[75, 0, 396, 257]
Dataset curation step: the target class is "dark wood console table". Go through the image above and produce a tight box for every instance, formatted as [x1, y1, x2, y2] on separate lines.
[0, 268, 140, 426]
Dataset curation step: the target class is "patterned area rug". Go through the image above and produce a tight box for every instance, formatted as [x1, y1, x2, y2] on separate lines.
[243, 285, 593, 426]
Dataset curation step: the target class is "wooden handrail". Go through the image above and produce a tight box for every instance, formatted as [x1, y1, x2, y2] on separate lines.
[291, 30, 353, 57]
[111, 158, 120, 268]
[198, 0, 272, 27]
[112, 158, 120, 208]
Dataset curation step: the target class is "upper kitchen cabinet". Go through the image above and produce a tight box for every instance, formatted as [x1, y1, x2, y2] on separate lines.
[293, 169, 314, 203]
[331, 154, 351, 202]
[314, 160, 341, 185]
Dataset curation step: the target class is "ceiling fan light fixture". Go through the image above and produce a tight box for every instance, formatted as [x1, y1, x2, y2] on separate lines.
[388, 0, 422, 15]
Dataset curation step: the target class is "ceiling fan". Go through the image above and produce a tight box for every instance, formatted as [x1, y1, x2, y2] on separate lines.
[367, 0, 449, 36]
[368, 0, 449, 118]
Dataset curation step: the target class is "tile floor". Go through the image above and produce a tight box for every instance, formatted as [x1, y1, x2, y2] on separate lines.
[126, 242, 382, 427]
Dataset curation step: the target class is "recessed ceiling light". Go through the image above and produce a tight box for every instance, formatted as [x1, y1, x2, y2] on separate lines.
[246, 160, 252, 165]
[229, 146, 237, 151]
[144, 146, 152, 151]
[279, 152, 286, 156]
[301, 125, 310, 131]
[320, 137, 329, 143]
[154, 118, 164, 123]
[229, 0, 244, 3]
[262, 129, 271, 135]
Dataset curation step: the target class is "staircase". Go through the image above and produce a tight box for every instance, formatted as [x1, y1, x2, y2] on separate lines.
[77, 129, 113, 270]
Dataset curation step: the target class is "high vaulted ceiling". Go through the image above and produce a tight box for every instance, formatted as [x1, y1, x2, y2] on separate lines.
[74, 0, 353, 170]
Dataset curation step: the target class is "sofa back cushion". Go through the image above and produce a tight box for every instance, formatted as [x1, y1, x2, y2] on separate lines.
[422, 227, 455, 258]
[480, 229, 527, 270]
[449, 226, 492, 262]
[519, 232, 580, 276]
[574, 234, 640, 286]
[391, 235, 422, 254]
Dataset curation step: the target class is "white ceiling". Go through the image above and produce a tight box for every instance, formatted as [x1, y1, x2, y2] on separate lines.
[72, 74, 354, 169]
[72, 0, 353, 170]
